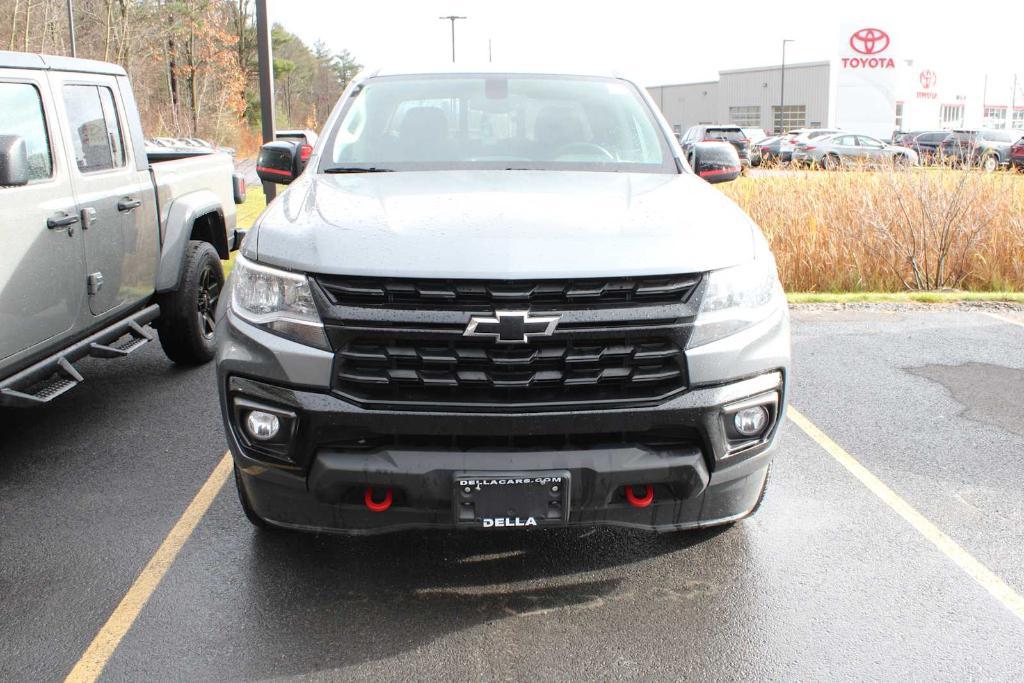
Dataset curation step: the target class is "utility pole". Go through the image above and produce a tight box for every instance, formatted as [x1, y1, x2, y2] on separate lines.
[439, 15, 467, 63]
[1011, 74, 1018, 123]
[779, 39, 794, 134]
[66, 0, 77, 57]
[256, 0, 277, 201]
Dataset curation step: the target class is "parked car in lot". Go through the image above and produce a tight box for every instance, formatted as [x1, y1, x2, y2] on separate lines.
[679, 124, 751, 166]
[900, 130, 949, 164]
[222, 65, 790, 535]
[780, 128, 842, 164]
[0, 52, 245, 407]
[1011, 135, 1024, 170]
[753, 136, 783, 165]
[792, 133, 918, 169]
[740, 127, 768, 148]
[941, 129, 1024, 172]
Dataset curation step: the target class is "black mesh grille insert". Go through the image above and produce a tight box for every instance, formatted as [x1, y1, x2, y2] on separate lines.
[320, 426, 702, 453]
[316, 274, 701, 310]
[332, 335, 686, 409]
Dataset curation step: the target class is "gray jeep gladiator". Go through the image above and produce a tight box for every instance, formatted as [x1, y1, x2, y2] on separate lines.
[220, 66, 790, 534]
[0, 52, 245, 407]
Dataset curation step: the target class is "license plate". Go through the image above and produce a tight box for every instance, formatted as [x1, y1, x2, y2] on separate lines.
[453, 471, 570, 528]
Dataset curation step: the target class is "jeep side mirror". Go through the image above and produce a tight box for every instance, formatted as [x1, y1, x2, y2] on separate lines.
[256, 140, 300, 185]
[0, 135, 30, 187]
[691, 141, 741, 184]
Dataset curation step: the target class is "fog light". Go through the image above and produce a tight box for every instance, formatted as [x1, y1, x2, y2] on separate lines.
[246, 410, 280, 441]
[734, 406, 769, 437]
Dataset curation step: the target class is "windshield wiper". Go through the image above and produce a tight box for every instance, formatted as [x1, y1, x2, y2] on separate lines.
[323, 166, 395, 174]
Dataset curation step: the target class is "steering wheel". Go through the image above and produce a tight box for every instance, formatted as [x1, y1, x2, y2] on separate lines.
[553, 142, 616, 160]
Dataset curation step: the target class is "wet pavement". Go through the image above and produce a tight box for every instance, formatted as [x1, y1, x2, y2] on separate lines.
[1, 308, 1023, 680]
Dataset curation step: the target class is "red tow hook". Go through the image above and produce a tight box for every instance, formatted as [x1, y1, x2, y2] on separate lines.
[625, 484, 654, 508]
[364, 487, 393, 512]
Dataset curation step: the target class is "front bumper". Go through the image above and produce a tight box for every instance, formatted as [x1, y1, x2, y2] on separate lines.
[217, 303, 789, 534]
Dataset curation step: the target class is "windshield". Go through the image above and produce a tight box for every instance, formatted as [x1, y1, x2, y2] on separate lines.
[322, 74, 675, 173]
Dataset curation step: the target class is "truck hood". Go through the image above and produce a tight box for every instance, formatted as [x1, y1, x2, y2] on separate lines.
[251, 170, 756, 279]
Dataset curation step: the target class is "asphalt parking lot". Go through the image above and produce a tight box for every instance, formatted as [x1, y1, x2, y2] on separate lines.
[2, 306, 1023, 681]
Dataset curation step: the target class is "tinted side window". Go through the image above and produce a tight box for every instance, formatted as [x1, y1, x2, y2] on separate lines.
[0, 82, 52, 181]
[63, 84, 126, 173]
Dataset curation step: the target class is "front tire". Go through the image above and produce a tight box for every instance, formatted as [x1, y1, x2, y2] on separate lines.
[981, 154, 998, 173]
[156, 240, 224, 365]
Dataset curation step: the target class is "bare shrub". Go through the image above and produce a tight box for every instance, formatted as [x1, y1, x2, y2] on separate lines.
[720, 169, 1024, 292]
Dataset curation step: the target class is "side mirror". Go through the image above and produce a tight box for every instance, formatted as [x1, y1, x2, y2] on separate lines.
[0, 135, 30, 187]
[256, 140, 300, 185]
[691, 141, 741, 184]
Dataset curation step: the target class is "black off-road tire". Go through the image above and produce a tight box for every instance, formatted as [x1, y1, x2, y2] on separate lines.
[234, 465, 271, 529]
[156, 240, 223, 365]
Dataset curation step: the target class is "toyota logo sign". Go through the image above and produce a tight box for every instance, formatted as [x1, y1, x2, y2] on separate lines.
[919, 70, 936, 89]
[849, 28, 890, 55]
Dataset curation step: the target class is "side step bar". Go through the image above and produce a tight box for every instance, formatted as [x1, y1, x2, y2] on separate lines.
[0, 304, 160, 408]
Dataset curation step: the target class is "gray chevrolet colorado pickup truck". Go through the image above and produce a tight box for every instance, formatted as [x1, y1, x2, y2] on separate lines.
[0, 52, 244, 407]
[219, 66, 789, 534]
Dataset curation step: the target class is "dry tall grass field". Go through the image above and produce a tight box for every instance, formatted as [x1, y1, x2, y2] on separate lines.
[720, 169, 1024, 292]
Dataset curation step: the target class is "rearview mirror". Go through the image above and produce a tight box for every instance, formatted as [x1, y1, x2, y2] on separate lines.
[256, 140, 300, 185]
[691, 142, 741, 184]
[0, 135, 30, 187]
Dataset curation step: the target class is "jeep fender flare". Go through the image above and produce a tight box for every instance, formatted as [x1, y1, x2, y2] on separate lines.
[156, 191, 227, 293]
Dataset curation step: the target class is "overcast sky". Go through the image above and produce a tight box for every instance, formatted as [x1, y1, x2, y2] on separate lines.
[273, 0, 1020, 88]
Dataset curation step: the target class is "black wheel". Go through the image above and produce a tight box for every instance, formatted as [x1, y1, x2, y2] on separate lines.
[893, 153, 909, 168]
[234, 465, 271, 529]
[822, 154, 841, 171]
[156, 240, 223, 365]
[981, 154, 999, 173]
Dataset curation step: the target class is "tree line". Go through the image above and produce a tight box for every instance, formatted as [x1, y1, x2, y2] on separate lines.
[0, 0, 360, 151]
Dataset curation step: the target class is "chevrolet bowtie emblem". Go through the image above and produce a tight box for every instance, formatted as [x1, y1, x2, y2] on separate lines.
[464, 310, 560, 344]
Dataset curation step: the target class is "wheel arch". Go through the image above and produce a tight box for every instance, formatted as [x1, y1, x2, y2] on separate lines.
[156, 191, 228, 293]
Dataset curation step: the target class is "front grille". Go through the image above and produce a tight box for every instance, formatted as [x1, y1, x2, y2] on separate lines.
[332, 335, 686, 410]
[316, 274, 701, 310]
[320, 426, 702, 453]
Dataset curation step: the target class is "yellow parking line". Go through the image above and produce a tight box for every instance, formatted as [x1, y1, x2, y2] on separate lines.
[65, 452, 233, 683]
[982, 311, 1024, 329]
[788, 407, 1024, 623]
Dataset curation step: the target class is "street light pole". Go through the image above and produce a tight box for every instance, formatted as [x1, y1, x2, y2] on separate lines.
[256, 0, 277, 201]
[779, 39, 794, 134]
[439, 15, 467, 63]
[66, 0, 77, 57]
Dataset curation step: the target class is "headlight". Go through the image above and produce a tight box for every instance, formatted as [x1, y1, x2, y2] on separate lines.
[230, 254, 330, 350]
[688, 257, 784, 348]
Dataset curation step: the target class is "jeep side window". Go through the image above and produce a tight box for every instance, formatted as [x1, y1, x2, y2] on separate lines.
[62, 84, 126, 173]
[0, 82, 52, 181]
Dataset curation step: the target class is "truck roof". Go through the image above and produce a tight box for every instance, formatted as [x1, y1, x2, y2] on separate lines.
[0, 50, 127, 76]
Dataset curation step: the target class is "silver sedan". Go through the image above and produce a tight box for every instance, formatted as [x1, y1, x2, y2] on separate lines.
[792, 133, 919, 169]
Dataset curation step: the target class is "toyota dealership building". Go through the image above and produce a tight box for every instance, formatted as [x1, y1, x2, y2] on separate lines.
[648, 26, 1023, 140]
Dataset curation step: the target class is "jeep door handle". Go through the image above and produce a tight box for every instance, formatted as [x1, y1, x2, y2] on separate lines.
[117, 197, 142, 212]
[47, 213, 80, 229]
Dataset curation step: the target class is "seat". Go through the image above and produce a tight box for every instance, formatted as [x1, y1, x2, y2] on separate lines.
[398, 107, 450, 161]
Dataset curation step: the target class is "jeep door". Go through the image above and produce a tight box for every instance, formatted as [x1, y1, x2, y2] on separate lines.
[53, 74, 149, 317]
[0, 73, 84, 363]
